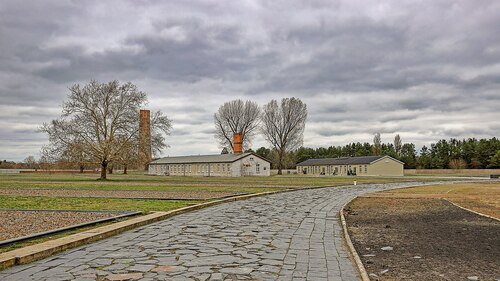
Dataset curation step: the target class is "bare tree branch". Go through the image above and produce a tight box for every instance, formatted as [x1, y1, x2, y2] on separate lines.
[261, 97, 307, 175]
[40, 80, 172, 180]
[213, 100, 260, 152]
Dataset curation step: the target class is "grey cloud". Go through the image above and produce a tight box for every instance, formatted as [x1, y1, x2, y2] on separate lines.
[1, 0, 500, 160]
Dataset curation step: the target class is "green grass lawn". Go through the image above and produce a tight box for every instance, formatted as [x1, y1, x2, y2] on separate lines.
[0, 196, 201, 213]
[0, 172, 429, 213]
[0, 172, 411, 192]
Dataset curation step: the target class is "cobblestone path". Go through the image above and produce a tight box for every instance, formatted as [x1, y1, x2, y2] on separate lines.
[0, 182, 427, 281]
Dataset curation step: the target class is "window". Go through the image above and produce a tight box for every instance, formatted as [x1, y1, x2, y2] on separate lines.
[250, 157, 254, 161]
[222, 164, 225, 172]
[256, 163, 260, 173]
[364, 165, 368, 173]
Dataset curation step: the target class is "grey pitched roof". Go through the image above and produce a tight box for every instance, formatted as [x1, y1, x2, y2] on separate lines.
[297, 155, 395, 166]
[150, 152, 270, 164]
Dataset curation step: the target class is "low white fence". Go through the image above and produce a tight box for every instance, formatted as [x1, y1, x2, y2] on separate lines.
[0, 169, 35, 174]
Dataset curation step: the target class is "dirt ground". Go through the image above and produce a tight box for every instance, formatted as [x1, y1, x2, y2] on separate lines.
[345, 197, 500, 281]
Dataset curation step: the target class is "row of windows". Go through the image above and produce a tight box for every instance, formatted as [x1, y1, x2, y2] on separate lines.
[299, 165, 368, 175]
[164, 163, 232, 174]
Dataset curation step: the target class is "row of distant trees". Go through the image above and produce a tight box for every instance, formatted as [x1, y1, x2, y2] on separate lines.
[251, 136, 500, 170]
[8, 136, 499, 172]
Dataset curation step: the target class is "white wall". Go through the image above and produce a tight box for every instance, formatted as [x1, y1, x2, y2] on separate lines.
[232, 155, 270, 176]
[148, 155, 271, 177]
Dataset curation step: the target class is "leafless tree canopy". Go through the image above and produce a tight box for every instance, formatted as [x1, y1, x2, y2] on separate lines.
[40, 80, 172, 179]
[373, 133, 381, 155]
[261, 97, 307, 174]
[214, 99, 260, 151]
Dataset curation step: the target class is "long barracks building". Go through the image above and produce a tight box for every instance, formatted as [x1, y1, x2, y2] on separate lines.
[296, 155, 404, 176]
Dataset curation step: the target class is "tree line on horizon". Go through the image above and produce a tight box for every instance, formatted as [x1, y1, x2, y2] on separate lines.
[250, 136, 500, 170]
[5, 136, 499, 171]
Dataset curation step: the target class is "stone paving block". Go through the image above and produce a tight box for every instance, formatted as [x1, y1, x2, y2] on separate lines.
[127, 264, 155, 272]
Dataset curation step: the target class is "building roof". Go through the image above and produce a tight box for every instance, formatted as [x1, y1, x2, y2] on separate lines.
[150, 152, 271, 164]
[297, 155, 403, 166]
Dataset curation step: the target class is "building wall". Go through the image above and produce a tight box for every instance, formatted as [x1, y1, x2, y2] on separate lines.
[148, 156, 270, 177]
[296, 158, 403, 176]
[232, 155, 271, 177]
[297, 164, 370, 176]
[367, 158, 404, 176]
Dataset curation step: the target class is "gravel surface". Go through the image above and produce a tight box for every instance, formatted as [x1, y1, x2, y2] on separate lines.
[345, 198, 500, 281]
[0, 188, 244, 200]
[0, 210, 127, 241]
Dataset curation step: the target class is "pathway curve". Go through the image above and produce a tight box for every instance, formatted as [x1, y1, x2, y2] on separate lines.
[0, 182, 428, 281]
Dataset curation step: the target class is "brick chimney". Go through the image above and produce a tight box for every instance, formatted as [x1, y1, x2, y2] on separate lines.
[233, 133, 243, 154]
[139, 109, 152, 169]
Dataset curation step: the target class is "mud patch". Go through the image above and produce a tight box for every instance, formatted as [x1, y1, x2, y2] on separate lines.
[344, 198, 500, 280]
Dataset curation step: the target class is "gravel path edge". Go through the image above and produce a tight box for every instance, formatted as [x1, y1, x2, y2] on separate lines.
[0, 211, 142, 247]
[340, 197, 372, 281]
[444, 199, 499, 222]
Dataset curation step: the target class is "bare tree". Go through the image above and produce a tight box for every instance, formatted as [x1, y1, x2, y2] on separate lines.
[150, 111, 172, 157]
[23, 156, 37, 169]
[394, 134, 402, 157]
[41, 80, 172, 180]
[373, 133, 381, 156]
[214, 100, 260, 152]
[261, 97, 307, 175]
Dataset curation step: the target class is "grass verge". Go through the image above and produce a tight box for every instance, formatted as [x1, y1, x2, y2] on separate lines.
[0, 196, 201, 213]
[367, 182, 500, 219]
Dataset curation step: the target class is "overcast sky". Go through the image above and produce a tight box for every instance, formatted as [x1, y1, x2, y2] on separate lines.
[1, 1, 500, 161]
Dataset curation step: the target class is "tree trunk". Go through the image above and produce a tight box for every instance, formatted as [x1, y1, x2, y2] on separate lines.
[100, 160, 108, 180]
[108, 165, 113, 174]
[277, 150, 284, 175]
[123, 164, 128, 174]
[79, 165, 84, 173]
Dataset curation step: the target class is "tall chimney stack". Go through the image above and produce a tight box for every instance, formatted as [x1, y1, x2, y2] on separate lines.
[233, 133, 243, 154]
[139, 109, 152, 170]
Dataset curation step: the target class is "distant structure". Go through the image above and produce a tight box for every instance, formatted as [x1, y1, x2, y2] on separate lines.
[139, 109, 152, 170]
[296, 155, 404, 176]
[148, 134, 271, 177]
[233, 132, 243, 154]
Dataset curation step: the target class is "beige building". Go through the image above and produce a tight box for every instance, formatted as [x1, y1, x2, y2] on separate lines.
[296, 155, 404, 176]
[148, 152, 271, 177]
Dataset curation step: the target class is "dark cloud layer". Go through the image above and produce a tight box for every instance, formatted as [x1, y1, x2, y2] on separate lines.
[1, 0, 499, 160]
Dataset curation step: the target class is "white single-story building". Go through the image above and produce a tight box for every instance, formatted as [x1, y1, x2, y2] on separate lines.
[148, 152, 271, 177]
[296, 155, 404, 176]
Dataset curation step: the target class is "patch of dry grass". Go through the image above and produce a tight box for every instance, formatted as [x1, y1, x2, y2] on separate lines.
[364, 182, 500, 219]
